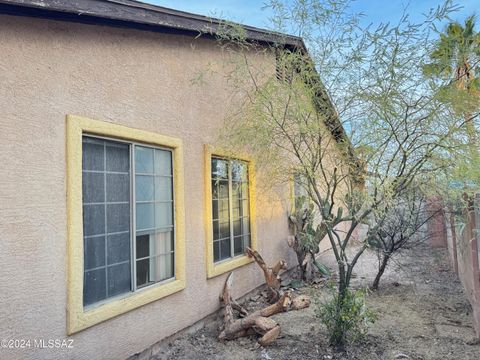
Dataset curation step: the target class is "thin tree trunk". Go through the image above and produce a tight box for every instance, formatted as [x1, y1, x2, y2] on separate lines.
[371, 253, 391, 290]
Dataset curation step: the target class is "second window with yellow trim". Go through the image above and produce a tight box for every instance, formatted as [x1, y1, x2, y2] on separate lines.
[211, 157, 251, 262]
[204, 146, 257, 278]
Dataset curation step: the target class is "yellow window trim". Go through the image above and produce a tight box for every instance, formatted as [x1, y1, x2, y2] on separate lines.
[66, 115, 186, 335]
[204, 145, 257, 278]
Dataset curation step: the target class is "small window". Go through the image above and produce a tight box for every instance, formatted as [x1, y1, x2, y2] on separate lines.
[82, 136, 175, 307]
[211, 157, 251, 262]
[293, 173, 308, 200]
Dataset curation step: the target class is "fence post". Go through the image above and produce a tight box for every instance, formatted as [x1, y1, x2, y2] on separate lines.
[447, 206, 459, 273]
[471, 195, 480, 337]
[426, 196, 447, 248]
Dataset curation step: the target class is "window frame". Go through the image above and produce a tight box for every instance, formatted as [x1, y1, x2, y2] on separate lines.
[204, 145, 257, 278]
[290, 172, 311, 211]
[67, 115, 186, 334]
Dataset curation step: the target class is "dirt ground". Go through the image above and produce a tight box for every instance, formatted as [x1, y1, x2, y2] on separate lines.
[151, 245, 480, 360]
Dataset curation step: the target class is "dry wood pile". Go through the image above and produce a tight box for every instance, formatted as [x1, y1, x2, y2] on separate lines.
[218, 248, 311, 346]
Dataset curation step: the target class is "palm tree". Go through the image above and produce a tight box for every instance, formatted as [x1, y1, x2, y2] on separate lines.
[424, 16, 480, 150]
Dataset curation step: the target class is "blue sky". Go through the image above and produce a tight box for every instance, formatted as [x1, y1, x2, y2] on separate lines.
[144, 0, 478, 31]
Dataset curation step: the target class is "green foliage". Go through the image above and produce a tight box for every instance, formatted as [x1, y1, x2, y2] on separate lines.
[291, 196, 326, 255]
[201, 0, 472, 347]
[315, 287, 376, 346]
[313, 260, 331, 276]
[423, 15, 480, 195]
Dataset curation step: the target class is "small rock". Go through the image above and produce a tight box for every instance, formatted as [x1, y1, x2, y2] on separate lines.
[290, 279, 304, 289]
[250, 295, 261, 302]
[260, 349, 272, 360]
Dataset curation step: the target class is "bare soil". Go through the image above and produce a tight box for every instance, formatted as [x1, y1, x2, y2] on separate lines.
[151, 245, 480, 359]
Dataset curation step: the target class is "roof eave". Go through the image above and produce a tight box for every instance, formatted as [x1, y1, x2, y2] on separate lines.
[0, 0, 305, 48]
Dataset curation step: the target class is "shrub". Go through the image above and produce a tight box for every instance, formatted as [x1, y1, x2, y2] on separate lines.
[315, 287, 376, 346]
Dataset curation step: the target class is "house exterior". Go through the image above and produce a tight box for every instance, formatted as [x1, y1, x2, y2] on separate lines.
[0, 1, 350, 359]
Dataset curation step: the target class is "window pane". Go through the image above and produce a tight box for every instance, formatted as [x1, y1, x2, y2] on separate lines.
[82, 136, 131, 307]
[155, 149, 172, 176]
[234, 234, 250, 256]
[136, 258, 150, 288]
[212, 220, 219, 240]
[150, 254, 174, 282]
[232, 182, 241, 202]
[212, 179, 230, 200]
[155, 176, 172, 201]
[220, 239, 231, 260]
[106, 173, 129, 202]
[234, 236, 243, 256]
[107, 262, 131, 297]
[294, 174, 308, 199]
[155, 202, 173, 228]
[232, 198, 241, 219]
[242, 199, 250, 217]
[233, 218, 250, 237]
[155, 230, 173, 255]
[82, 139, 104, 171]
[83, 204, 105, 237]
[135, 146, 154, 174]
[136, 231, 174, 259]
[136, 233, 151, 259]
[84, 268, 106, 306]
[232, 161, 247, 182]
[136, 175, 154, 202]
[243, 234, 251, 249]
[106, 143, 129, 172]
[82, 172, 105, 203]
[220, 200, 229, 222]
[136, 203, 154, 230]
[218, 180, 229, 199]
[213, 241, 220, 262]
[107, 232, 130, 264]
[84, 236, 106, 270]
[136, 255, 174, 288]
[212, 158, 228, 179]
[233, 219, 241, 237]
[134, 145, 175, 289]
[212, 200, 219, 219]
[219, 221, 230, 239]
[242, 217, 250, 235]
[107, 203, 130, 233]
[242, 183, 249, 199]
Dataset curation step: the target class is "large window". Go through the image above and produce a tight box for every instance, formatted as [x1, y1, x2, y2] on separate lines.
[67, 115, 185, 334]
[211, 157, 251, 262]
[204, 145, 257, 278]
[82, 136, 175, 306]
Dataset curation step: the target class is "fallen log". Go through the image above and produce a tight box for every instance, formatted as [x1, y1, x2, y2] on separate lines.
[246, 247, 287, 303]
[218, 272, 311, 346]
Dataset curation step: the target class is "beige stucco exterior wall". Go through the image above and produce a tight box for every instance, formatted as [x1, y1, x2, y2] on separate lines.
[0, 14, 297, 360]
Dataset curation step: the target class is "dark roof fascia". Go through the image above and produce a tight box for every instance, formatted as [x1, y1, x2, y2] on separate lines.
[0, 0, 354, 157]
[0, 0, 304, 49]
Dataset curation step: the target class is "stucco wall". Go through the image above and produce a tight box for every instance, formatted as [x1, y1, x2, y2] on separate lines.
[0, 15, 298, 360]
